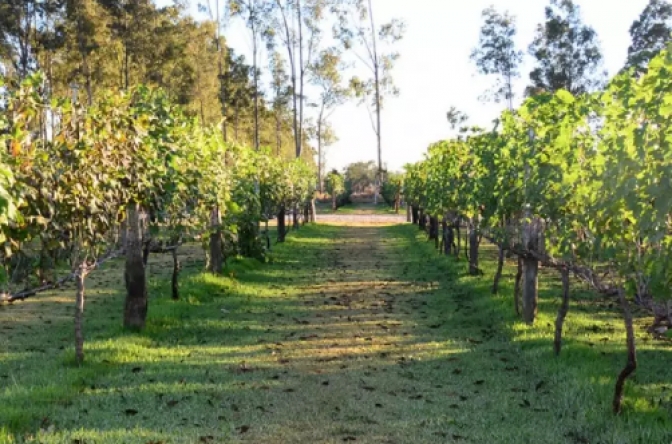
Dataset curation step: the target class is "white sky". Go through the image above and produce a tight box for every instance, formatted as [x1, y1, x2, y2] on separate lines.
[186, 0, 649, 172]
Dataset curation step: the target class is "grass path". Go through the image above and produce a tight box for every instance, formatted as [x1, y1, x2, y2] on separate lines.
[1, 223, 671, 443]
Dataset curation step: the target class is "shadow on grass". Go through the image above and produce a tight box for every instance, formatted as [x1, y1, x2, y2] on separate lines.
[0, 223, 671, 443]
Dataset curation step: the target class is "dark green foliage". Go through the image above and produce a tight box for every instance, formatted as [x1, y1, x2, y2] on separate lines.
[344, 161, 377, 194]
[471, 7, 523, 108]
[625, 0, 672, 75]
[528, 0, 604, 95]
[381, 172, 402, 209]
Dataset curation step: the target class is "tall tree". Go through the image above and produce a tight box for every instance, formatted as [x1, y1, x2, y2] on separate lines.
[0, 0, 62, 80]
[229, 0, 270, 151]
[270, 0, 327, 159]
[205, 0, 230, 140]
[625, 0, 672, 75]
[334, 0, 405, 203]
[471, 7, 523, 110]
[269, 51, 291, 155]
[528, 0, 604, 95]
[310, 48, 347, 192]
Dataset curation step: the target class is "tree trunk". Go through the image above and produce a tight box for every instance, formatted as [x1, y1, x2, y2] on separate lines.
[275, 110, 282, 156]
[303, 203, 309, 226]
[492, 244, 505, 294]
[317, 119, 323, 193]
[278, 205, 286, 243]
[310, 198, 316, 223]
[142, 239, 150, 266]
[369, 0, 382, 207]
[252, 25, 260, 151]
[521, 217, 543, 324]
[407, 205, 412, 223]
[455, 221, 461, 259]
[292, 205, 299, 230]
[208, 206, 223, 274]
[332, 194, 337, 211]
[74, 268, 86, 365]
[522, 256, 538, 324]
[411, 206, 419, 225]
[429, 216, 439, 249]
[394, 193, 400, 214]
[419, 209, 426, 231]
[443, 220, 453, 255]
[171, 247, 180, 301]
[514, 257, 522, 316]
[124, 202, 148, 330]
[469, 225, 479, 276]
[613, 289, 637, 414]
[554, 267, 570, 355]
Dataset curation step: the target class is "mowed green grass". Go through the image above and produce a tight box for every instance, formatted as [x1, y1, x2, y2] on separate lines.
[0, 223, 670, 443]
[315, 202, 399, 215]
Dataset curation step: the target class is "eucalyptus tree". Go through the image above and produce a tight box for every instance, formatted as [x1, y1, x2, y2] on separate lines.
[205, 0, 230, 140]
[471, 6, 523, 110]
[269, 0, 329, 158]
[269, 51, 291, 155]
[228, 0, 272, 151]
[310, 47, 348, 191]
[625, 0, 672, 76]
[333, 0, 405, 203]
[528, 0, 604, 95]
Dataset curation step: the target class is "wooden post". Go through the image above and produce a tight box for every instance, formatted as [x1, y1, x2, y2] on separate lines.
[124, 202, 148, 330]
[521, 216, 543, 324]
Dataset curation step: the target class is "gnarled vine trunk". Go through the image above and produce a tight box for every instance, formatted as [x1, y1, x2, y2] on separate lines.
[492, 244, 505, 294]
[411, 205, 419, 225]
[171, 246, 180, 301]
[429, 216, 439, 249]
[208, 206, 223, 275]
[443, 220, 453, 255]
[124, 202, 148, 330]
[522, 216, 544, 324]
[468, 223, 479, 276]
[613, 289, 637, 414]
[278, 205, 286, 243]
[292, 205, 299, 230]
[303, 202, 309, 225]
[514, 257, 522, 316]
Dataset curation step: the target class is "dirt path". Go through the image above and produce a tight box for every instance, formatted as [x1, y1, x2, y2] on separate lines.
[231, 225, 475, 443]
[315, 214, 407, 224]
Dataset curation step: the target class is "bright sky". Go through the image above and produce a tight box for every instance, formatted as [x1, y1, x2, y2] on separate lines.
[193, 0, 649, 172]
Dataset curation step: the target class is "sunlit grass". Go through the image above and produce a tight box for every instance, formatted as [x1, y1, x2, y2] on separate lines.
[316, 202, 399, 215]
[0, 223, 670, 443]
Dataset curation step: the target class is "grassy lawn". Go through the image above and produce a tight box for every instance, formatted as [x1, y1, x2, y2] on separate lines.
[1, 223, 670, 443]
[315, 202, 400, 216]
